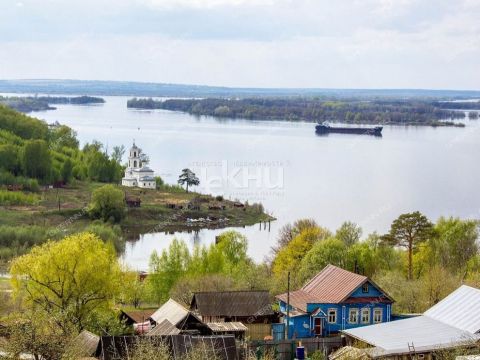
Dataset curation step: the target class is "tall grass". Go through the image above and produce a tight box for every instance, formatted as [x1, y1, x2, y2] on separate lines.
[0, 190, 40, 205]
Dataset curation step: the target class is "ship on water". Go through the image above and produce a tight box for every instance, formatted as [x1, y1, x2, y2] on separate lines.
[315, 122, 383, 136]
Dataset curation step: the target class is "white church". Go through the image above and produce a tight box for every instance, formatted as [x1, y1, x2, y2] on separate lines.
[121, 142, 156, 189]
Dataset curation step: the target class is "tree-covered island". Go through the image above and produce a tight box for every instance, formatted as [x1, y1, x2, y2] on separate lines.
[0, 95, 105, 113]
[127, 97, 480, 127]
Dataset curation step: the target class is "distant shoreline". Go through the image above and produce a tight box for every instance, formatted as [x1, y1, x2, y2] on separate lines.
[1, 79, 480, 99]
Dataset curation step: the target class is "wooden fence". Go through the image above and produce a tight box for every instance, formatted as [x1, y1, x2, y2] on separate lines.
[241, 337, 344, 360]
[246, 323, 272, 341]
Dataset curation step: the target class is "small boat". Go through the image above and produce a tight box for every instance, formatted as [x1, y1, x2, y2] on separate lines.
[315, 122, 382, 136]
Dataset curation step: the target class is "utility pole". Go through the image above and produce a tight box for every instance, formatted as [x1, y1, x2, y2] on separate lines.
[286, 271, 291, 340]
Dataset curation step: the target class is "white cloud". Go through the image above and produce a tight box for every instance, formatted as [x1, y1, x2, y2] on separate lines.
[0, 0, 478, 89]
[141, 0, 278, 8]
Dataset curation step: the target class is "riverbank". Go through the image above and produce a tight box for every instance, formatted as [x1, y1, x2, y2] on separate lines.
[0, 181, 274, 267]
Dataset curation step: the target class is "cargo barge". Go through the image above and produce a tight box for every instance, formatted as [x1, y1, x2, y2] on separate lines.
[315, 123, 383, 136]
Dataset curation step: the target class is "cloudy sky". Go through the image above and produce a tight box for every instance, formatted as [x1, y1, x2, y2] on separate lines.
[0, 0, 479, 89]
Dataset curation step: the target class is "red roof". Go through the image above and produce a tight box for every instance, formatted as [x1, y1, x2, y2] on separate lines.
[276, 265, 392, 311]
[302, 264, 367, 303]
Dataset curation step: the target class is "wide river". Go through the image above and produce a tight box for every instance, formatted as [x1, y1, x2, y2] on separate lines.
[14, 95, 480, 270]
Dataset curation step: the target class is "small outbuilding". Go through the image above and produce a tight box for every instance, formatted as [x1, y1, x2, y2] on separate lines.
[149, 298, 203, 334]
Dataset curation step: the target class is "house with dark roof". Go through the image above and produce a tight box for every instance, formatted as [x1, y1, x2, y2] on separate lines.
[190, 290, 278, 340]
[275, 264, 394, 339]
[190, 290, 276, 323]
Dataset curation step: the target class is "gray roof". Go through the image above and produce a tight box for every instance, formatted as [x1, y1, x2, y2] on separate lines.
[150, 299, 190, 326]
[206, 322, 248, 332]
[71, 330, 100, 357]
[191, 290, 274, 317]
[140, 176, 155, 181]
[424, 285, 480, 333]
[133, 166, 154, 173]
[146, 319, 181, 336]
[344, 315, 478, 357]
[342, 286, 480, 357]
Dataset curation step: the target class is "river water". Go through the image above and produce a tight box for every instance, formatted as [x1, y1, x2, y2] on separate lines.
[12, 95, 480, 270]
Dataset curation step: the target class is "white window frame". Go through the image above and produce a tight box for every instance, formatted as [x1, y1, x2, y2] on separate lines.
[327, 308, 337, 324]
[362, 283, 369, 293]
[361, 308, 370, 324]
[373, 308, 383, 323]
[348, 308, 359, 324]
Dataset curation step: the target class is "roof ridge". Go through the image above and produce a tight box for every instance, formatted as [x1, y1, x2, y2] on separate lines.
[194, 290, 269, 294]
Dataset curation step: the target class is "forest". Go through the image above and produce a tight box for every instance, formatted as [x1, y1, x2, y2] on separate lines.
[0, 95, 105, 113]
[126, 97, 477, 126]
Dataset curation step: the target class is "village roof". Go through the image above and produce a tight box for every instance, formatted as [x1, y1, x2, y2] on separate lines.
[133, 166, 154, 173]
[191, 290, 274, 317]
[276, 265, 393, 312]
[150, 299, 191, 327]
[424, 285, 480, 333]
[342, 285, 480, 358]
[121, 309, 155, 324]
[206, 322, 248, 333]
[140, 175, 155, 181]
[71, 330, 100, 358]
[146, 319, 181, 336]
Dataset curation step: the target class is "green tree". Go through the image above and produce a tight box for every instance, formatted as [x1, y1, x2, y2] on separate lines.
[273, 219, 329, 255]
[111, 145, 126, 163]
[89, 184, 125, 222]
[428, 217, 479, 274]
[298, 237, 347, 283]
[273, 227, 325, 289]
[61, 158, 73, 183]
[49, 124, 79, 150]
[22, 139, 52, 181]
[335, 221, 362, 247]
[0, 144, 20, 174]
[10, 232, 121, 333]
[382, 211, 433, 280]
[147, 240, 191, 304]
[178, 168, 200, 192]
[215, 231, 248, 267]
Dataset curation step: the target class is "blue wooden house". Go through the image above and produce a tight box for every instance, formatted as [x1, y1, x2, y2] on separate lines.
[276, 265, 394, 339]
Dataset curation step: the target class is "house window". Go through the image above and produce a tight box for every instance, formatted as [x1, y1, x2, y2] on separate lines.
[373, 308, 383, 323]
[361, 308, 370, 324]
[362, 283, 369, 293]
[348, 309, 359, 324]
[328, 309, 337, 324]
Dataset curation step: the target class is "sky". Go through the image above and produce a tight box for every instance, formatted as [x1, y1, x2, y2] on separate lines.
[0, 0, 479, 89]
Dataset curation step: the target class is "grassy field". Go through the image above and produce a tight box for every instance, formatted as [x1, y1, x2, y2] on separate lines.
[0, 181, 274, 265]
[0, 181, 273, 230]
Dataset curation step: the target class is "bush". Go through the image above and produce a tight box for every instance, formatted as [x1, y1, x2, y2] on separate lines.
[154, 176, 164, 189]
[0, 225, 50, 260]
[89, 184, 125, 222]
[85, 222, 125, 254]
[0, 190, 40, 205]
[0, 171, 40, 192]
[215, 195, 224, 201]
